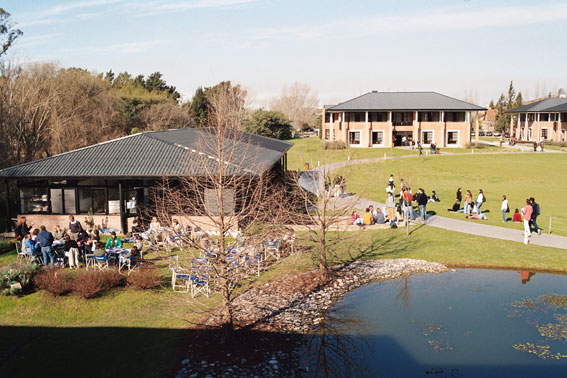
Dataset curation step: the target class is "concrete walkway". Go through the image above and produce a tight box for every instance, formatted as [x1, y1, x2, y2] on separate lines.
[301, 149, 567, 250]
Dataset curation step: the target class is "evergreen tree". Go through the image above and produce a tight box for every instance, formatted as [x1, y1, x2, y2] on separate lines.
[0, 8, 22, 59]
[488, 99, 495, 109]
[244, 109, 292, 140]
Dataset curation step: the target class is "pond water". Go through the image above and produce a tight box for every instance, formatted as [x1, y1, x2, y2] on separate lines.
[304, 269, 567, 377]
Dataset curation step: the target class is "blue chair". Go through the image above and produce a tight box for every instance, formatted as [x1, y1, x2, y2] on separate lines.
[93, 254, 109, 271]
[171, 267, 190, 293]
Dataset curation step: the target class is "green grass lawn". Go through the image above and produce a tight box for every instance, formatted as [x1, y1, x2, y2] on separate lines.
[334, 153, 567, 236]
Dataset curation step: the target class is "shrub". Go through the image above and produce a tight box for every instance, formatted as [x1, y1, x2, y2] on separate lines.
[34, 268, 73, 296]
[322, 140, 346, 150]
[0, 263, 41, 295]
[0, 241, 15, 255]
[72, 270, 124, 299]
[127, 267, 162, 290]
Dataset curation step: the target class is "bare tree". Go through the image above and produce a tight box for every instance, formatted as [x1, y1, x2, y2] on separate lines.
[270, 82, 319, 131]
[139, 101, 193, 131]
[151, 85, 288, 337]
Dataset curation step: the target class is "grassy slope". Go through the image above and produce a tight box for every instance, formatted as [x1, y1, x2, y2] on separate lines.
[334, 153, 567, 236]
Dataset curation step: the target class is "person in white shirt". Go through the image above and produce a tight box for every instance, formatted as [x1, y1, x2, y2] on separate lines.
[501, 195, 509, 222]
[476, 189, 485, 214]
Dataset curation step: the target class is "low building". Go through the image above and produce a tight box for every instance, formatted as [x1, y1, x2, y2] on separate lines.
[506, 97, 567, 142]
[0, 128, 291, 233]
[322, 91, 485, 148]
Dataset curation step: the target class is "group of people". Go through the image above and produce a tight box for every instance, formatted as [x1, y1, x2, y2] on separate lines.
[449, 188, 487, 217]
[513, 197, 542, 245]
[352, 174, 437, 227]
[14, 215, 140, 268]
[324, 175, 347, 198]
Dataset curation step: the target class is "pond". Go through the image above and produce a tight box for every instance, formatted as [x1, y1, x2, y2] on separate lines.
[304, 269, 567, 377]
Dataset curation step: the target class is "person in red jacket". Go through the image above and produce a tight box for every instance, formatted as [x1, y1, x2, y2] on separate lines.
[512, 209, 522, 223]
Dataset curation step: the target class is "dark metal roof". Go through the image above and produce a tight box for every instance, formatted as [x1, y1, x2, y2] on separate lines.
[506, 98, 567, 113]
[326, 91, 485, 111]
[0, 128, 292, 179]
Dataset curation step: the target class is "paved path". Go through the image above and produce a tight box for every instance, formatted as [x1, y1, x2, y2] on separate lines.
[300, 150, 567, 250]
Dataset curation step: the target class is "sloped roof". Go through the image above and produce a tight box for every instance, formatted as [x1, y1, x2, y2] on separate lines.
[0, 128, 292, 178]
[326, 91, 485, 111]
[506, 98, 567, 113]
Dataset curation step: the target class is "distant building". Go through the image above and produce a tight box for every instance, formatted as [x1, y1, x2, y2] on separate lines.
[506, 98, 567, 142]
[322, 91, 485, 148]
[480, 109, 497, 131]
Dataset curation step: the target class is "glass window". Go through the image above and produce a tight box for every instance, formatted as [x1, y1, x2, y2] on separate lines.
[372, 131, 384, 145]
[204, 188, 234, 216]
[79, 188, 92, 213]
[541, 129, 548, 140]
[20, 188, 48, 213]
[447, 132, 459, 144]
[324, 129, 330, 139]
[324, 113, 330, 123]
[64, 189, 76, 214]
[50, 189, 63, 213]
[93, 189, 106, 214]
[349, 131, 361, 145]
[422, 131, 433, 144]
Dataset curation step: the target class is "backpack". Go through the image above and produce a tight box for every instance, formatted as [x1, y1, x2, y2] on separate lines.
[536, 204, 541, 215]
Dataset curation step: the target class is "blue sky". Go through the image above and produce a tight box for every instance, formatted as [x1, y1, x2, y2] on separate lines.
[3, 0, 567, 106]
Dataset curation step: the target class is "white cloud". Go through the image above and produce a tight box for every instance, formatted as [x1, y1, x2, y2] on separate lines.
[92, 39, 168, 54]
[18, 0, 127, 27]
[15, 33, 63, 48]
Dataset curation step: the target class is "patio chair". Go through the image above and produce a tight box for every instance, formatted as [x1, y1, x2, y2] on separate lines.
[93, 254, 109, 271]
[16, 242, 32, 264]
[168, 255, 179, 271]
[263, 240, 281, 261]
[118, 253, 137, 275]
[190, 258, 210, 298]
[244, 251, 262, 277]
[171, 267, 190, 293]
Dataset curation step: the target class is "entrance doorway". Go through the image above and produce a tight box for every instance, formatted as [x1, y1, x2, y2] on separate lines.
[393, 131, 413, 146]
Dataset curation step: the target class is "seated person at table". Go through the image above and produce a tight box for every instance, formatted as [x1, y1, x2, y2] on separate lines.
[131, 219, 144, 234]
[94, 242, 106, 257]
[105, 232, 123, 249]
[77, 228, 89, 242]
[134, 235, 144, 250]
[512, 208, 522, 223]
[53, 225, 66, 240]
[24, 233, 42, 258]
[124, 246, 141, 261]
[63, 235, 80, 269]
[374, 208, 386, 224]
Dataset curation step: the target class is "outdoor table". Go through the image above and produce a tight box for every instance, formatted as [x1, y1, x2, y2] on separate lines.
[105, 248, 129, 264]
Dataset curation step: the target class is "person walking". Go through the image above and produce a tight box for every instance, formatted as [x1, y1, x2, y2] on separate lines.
[36, 225, 55, 267]
[418, 142, 423, 156]
[529, 197, 542, 235]
[522, 199, 533, 245]
[475, 189, 485, 214]
[501, 195, 509, 222]
[463, 190, 473, 214]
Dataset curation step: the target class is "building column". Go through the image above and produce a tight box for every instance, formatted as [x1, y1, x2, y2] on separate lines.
[365, 111, 370, 147]
[330, 113, 334, 140]
[119, 181, 126, 234]
[414, 111, 419, 145]
[388, 111, 393, 147]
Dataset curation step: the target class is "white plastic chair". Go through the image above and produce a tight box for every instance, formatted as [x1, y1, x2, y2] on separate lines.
[171, 267, 190, 293]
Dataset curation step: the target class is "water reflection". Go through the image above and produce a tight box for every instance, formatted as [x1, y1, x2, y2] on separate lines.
[303, 305, 372, 377]
[520, 271, 536, 284]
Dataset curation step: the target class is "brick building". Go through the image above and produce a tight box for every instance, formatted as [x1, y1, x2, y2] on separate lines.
[322, 91, 485, 148]
[506, 97, 567, 143]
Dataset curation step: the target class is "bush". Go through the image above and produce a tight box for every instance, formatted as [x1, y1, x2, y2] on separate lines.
[34, 268, 74, 296]
[72, 270, 124, 299]
[127, 267, 162, 290]
[0, 241, 15, 255]
[0, 263, 41, 295]
[322, 140, 346, 150]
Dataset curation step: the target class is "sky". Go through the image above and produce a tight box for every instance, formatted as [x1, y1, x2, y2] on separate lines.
[3, 0, 567, 106]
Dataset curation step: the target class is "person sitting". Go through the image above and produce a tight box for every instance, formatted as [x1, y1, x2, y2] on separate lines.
[429, 191, 440, 203]
[93, 242, 106, 257]
[63, 235, 80, 269]
[131, 219, 144, 234]
[24, 233, 42, 261]
[124, 246, 141, 262]
[53, 225, 66, 240]
[374, 208, 386, 224]
[173, 219, 183, 235]
[448, 199, 461, 212]
[466, 214, 487, 220]
[105, 232, 123, 249]
[513, 208, 522, 223]
[351, 212, 364, 226]
[135, 234, 144, 250]
[363, 208, 373, 225]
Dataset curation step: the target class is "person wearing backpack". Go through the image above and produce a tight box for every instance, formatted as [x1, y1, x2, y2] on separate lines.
[475, 189, 485, 215]
[529, 197, 542, 235]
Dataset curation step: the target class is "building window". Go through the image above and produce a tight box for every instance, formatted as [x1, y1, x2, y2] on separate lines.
[325, 113, 330, 123]
[369, 112, 387, 122]
[528, 127, 533, 141]
[418, 112, 440, 122]
[392, 112, 413, 126]
[445, 112, 465, 122]
[20, 187, 48, 213]
[50, 188, 63, 213]
[204, 188, 234, 216]
[561, 113, 567, 122]
[349, 131, 361, 145]
[540, 113, 549, 121]
[64, 189, 77, 214]
[541, 128, 548, 141]
[422, 131, 433, 144]
[447, 131, 459, 145]
[324, 129, 330, 139]
[333, 113, 339, 122]
[79, 188, 106, 214]
[372, 131, 384, 145]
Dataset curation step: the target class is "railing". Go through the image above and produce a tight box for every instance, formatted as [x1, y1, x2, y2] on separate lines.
[548, 216, 567, 235]
[392, 121, 413, 126]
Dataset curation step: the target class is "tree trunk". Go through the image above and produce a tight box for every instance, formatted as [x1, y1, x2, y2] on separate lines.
[319, 229, 329, 283]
